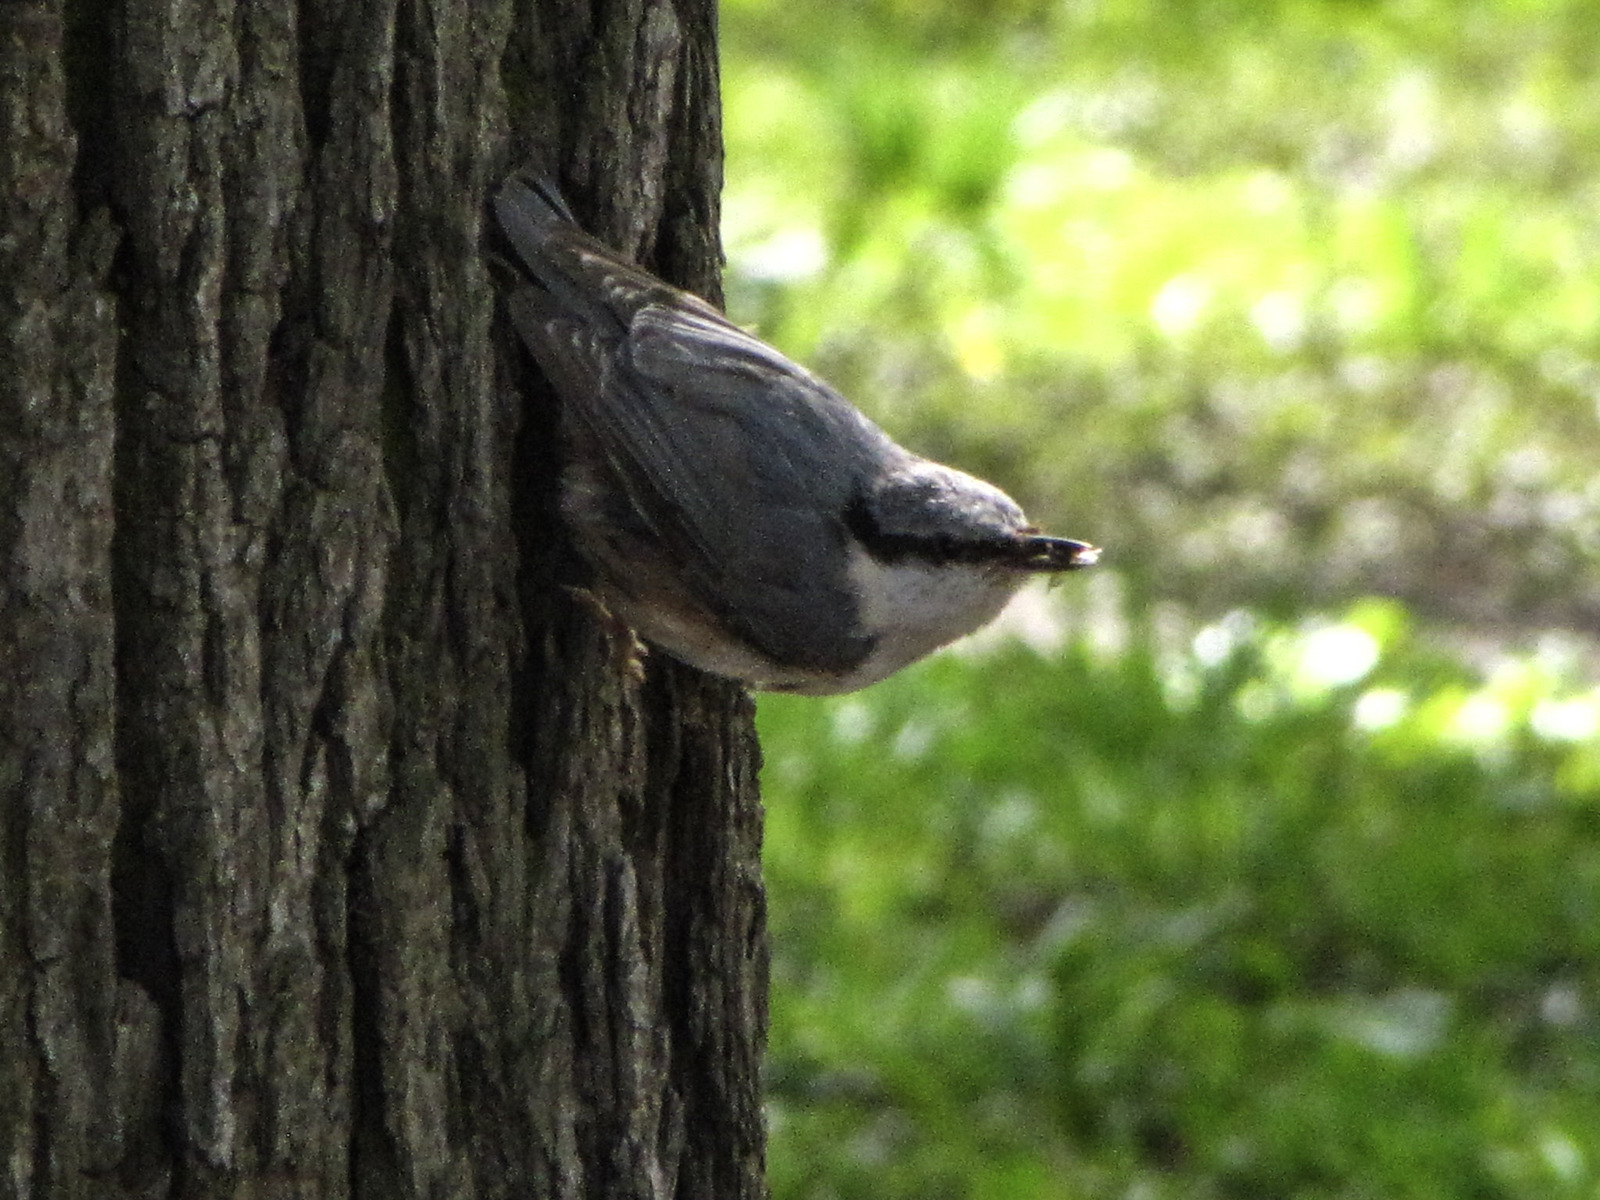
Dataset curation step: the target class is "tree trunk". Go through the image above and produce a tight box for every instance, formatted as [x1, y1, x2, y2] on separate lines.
[0, 0, 767, 1196]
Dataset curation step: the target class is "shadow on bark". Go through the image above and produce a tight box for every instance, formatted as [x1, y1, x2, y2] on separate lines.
[0, 0, 768, 1195]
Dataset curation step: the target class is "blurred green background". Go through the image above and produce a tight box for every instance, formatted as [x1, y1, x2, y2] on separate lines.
[719, 0, 1600, 1196]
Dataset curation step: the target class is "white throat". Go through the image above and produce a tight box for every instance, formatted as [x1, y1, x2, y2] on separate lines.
[830, 545, 1025, 692]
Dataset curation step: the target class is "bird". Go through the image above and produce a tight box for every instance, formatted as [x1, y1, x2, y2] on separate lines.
[492, 171, 1098, 694]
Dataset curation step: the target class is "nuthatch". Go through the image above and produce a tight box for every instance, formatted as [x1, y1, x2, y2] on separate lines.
[494, 172, 1098, 694]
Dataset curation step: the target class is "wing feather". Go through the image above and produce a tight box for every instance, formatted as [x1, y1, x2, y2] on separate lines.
[501, 241, 884, 672]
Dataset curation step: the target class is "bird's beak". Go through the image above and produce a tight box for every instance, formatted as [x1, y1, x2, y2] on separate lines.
[1022, 536, 1100, 571]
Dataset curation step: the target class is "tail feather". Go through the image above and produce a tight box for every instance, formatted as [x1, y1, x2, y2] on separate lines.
[495, 172, 577, 226]
[493, 172, 581, 275]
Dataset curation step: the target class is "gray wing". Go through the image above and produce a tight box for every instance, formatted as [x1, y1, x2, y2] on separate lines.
[504, 282, 893, 673]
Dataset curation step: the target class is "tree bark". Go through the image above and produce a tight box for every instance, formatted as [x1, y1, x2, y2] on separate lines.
[0, 0, 767, 1196]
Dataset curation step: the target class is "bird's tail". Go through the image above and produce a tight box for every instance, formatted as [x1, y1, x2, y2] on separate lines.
[495, 172, 577, 227]
[492, 171, 583, 278]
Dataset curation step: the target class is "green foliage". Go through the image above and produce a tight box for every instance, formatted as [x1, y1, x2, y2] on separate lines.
[723, 0, 1600, 1195]
[758, 603, 1600, 1198]
[722, 0, 1600, 624]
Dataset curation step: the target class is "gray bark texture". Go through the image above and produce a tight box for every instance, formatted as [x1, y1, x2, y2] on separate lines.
[0, 0, 768, 1196]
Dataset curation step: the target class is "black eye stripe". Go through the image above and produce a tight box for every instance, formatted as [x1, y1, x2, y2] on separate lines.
[844, 494, 1012, 565]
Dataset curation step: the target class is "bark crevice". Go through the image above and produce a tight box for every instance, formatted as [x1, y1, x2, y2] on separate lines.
[3, 0, 765, 1194]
